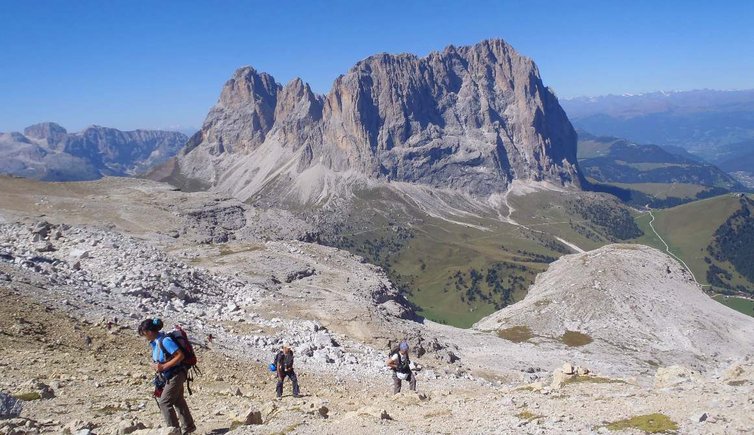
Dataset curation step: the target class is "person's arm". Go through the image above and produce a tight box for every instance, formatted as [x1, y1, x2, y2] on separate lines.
[154, 349, 184, 372]
[150, 337, 184, 372]
[276, 354, 285, 378]
[386, 354, 398, 369]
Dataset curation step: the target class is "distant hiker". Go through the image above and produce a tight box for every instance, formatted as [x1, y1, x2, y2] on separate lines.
[207, 333, 213, 343]
[274, 343, 300, 399]
[138, 318, 196, 434]
[386, 341, 416, 394]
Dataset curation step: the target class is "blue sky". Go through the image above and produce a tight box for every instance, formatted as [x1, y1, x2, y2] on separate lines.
[1, 0, 753, 132]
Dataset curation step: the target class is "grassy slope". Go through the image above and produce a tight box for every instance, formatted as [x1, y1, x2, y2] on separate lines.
[631, 194, 754, 291]
[392, 216, 549, 328]
[607, 182, 707, 199]
[712, 295, 754, 318]
[508, 189, 635, 251]
[330, 187, 634, 328]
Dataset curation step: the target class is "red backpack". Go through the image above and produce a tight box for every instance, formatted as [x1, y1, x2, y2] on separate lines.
[157, 324, 201, 394]
[161, 324, 197, 366]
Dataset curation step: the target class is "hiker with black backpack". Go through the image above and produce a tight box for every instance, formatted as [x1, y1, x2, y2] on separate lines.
[386, 341, 417, 394]
[138, 318, 196, 434]
[273, 343, 300, 399]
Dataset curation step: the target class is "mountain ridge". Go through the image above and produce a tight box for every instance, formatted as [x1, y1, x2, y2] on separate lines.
[0, 123, 187, 181]
[162, 39, 583, 202]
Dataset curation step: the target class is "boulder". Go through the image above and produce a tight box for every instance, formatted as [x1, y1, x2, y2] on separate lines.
[116, 419, 146, 434]
[551, 370, 572, 389]
[441, 350, 460, 364]
[0, 391, 22, 419]
[357, 406, 392, 420]
[654, 365, 699, 388]
[561, 363, 575, 375]
[69, 249, 90, 260]
[35, 241, 55, 252]
[724, 363, 745, 382]
[31, 221, 51, 237]
[243, 408, 263, 425]
[64, 420, 94, 433]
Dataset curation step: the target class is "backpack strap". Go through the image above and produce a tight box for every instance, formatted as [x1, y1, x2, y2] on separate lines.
[156, 336, 171, 362]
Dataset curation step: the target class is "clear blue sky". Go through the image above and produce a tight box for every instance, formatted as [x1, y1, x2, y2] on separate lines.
[1, 0, 753, 133]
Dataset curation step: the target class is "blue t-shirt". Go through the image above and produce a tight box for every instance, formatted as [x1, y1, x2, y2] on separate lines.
[150, 332, 180, 363]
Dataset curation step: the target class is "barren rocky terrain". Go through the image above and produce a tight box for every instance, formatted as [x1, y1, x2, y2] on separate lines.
[1, 176, 753, 434]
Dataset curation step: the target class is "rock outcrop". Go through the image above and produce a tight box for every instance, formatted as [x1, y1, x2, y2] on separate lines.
[166, 39, 582, 202]
[474, 244, 754, 371]
[0, 123, 187, 181]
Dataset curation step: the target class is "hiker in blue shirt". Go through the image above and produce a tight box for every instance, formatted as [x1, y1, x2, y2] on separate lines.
[139, 318, 196, 434]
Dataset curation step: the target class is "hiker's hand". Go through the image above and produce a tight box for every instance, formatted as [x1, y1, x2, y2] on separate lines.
[151, 362, 162, 372]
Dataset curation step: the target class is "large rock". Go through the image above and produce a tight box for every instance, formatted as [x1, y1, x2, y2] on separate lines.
[654, 365, 699, 389]
[243, 407, 263, 425]
[0, 392, 22, 419]
[166, 39, 582, 202]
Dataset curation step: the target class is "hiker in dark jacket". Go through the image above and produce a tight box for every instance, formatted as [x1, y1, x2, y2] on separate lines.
[138, 318, 196, 434]
[275, 343, 300, 398]
[386, 341, 416, 394]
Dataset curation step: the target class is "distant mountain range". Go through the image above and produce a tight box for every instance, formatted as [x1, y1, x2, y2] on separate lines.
[0, 123, 187, 181]
[577, 130, 745, 207]
[562, 89, 754, 164]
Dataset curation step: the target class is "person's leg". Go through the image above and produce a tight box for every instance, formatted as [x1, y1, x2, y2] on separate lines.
[158, 374, 181, 428]
[170, 371, 195, 431]
[392, 372, 401, 394]
[409, 372, 417, 391]
[276, 374, 284, 398]
[289, 371, 300, 397]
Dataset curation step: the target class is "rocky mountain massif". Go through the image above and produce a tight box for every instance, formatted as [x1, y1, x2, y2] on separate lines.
[0, 176, 753, 434]
[160, 39, 582, 202]
[149, 39, 611, 326]
[0, 123, 187, 181]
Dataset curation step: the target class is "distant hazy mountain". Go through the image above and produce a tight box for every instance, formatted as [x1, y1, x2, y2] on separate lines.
[577, 130, 745, 207]
[0, 123, 187, 181]
[562, 89, 754, 162]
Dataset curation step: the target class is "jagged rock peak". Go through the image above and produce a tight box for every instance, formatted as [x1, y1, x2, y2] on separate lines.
[173, 38, 582, 198]
[24, 122, 68, 142]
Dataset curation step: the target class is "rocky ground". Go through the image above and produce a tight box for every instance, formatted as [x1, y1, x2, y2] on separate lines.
[1, 176, 753, 434]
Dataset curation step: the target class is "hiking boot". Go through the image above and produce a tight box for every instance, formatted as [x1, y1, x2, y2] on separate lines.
[182, 426, 196, 435]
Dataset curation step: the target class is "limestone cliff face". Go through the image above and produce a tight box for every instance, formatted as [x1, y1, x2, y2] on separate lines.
[173, 39, 582, 198]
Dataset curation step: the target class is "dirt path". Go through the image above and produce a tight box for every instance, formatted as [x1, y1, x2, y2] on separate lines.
[646, 209, 708, 288]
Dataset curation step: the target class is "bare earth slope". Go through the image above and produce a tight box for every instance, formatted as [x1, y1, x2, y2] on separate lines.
[474, 245, 754, 375]
[1, 177, 753, 434]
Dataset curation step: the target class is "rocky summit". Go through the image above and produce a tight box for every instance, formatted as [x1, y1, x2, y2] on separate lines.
[0, 123, 187, 181]
[162, 39, 582, 202]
